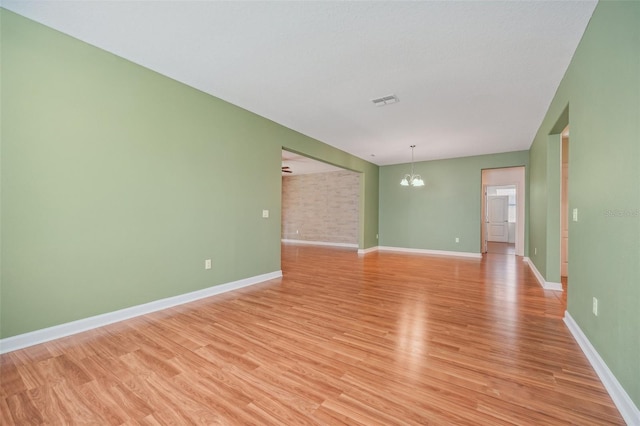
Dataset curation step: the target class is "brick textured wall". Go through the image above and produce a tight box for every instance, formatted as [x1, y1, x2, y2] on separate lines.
[282, 171, 359, 244]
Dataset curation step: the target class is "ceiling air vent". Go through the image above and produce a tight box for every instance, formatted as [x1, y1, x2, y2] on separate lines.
[371, 94, 399, 107]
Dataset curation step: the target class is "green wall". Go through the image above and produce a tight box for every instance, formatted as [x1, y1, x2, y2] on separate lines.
[0, 10, 378, 338]
[528, 2, 639, 406]
[379, 151, 529, 253]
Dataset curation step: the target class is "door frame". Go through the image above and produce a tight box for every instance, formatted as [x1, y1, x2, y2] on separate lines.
[481, 167, 526, 256]
[561, 126, 569, 278]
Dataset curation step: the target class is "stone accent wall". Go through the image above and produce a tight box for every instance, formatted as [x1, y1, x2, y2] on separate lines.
[282, 171, 359, 244]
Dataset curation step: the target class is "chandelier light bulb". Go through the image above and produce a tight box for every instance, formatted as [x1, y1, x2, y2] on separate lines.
[400, 145, 424, 188]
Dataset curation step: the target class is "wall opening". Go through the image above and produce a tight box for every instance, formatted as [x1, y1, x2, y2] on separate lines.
[561, 125, 570, 297]
[481, 167, 526, 256]
[280, 149, 361, 249]
[486, 185, 517, 255]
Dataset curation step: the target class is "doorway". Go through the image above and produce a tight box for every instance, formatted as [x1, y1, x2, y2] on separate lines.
[561, 126, 569, 294]
[280, 149, 361, 249]
[486, 186, 516, 254]
[481, 167, 525, 256]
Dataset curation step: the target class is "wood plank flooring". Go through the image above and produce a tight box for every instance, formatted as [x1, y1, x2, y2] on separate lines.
[1, 245, 624, 424]
[486, 242, 516, 255]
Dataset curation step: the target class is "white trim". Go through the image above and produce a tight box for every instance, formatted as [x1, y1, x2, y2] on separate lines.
[0, 270, 282, 354]
[378, 246, 482, 259]
[523, 257, 563, 291]
[523, 256, 543, 285]
[564, 312, 640, 425]
[543, 281, 563, 291]
[281, 239, 358, 249]
[358, 246, 379, 255]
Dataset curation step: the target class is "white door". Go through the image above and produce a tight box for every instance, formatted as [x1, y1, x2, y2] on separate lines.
[487, 196, 509, 242]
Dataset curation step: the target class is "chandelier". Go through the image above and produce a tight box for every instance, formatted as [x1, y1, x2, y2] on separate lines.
[400, 145, 425, 187]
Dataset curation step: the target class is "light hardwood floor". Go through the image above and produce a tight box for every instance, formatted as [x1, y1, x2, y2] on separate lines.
[1, 245, 624, 425]
[486, 242, 516, 255]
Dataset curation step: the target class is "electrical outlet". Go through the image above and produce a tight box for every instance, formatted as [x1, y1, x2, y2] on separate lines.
[534, 248, 537, 255]
[573, 208, 578, 222]
[592, 297, 598, 316]
[262, 209, 269, 218]
[376, 234, 379, 240]
[455, 237, 460, 243]
[205, 259, 212, 270]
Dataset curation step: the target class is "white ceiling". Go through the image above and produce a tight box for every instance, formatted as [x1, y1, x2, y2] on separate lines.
[2, 1, 597, 166]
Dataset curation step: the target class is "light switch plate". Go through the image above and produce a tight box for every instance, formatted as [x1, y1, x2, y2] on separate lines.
[262, 209, 269, 218]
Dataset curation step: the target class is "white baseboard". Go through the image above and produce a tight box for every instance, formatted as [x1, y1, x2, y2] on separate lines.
[564, 312, 640, 425]
[544, 281, 563, 291]
[358, 246, 379, 255]
[0, 270, 283, 354]
[523, 257, 563, 291]
[281, 239, 358, 249]
[377, 246, 482, 259]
